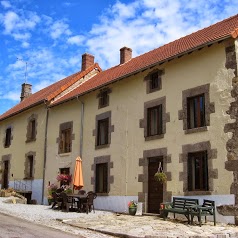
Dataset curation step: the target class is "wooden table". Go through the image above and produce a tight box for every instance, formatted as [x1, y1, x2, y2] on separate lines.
[67, 194, 87, 212]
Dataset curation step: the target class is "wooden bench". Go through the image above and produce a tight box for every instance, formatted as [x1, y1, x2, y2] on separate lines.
[189, 199, 216, 226]
[161, 197, 199, 224]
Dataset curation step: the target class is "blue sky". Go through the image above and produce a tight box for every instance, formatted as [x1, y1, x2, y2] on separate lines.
[0, 0, 238, 115]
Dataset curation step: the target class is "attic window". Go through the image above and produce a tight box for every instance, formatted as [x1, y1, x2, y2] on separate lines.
[144, 69, 163, 94]
[97, 88, 111, 109]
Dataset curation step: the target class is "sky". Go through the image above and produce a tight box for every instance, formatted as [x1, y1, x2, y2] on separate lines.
[0, 0, 238, 115]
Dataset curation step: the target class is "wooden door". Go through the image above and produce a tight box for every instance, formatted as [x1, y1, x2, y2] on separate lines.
[148, 157, 163, 213]
[3, 161, 9, 189]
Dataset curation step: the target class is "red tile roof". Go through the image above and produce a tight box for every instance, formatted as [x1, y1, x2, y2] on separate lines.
[0, 63, 101, 120]
[52, 14, 238, 106]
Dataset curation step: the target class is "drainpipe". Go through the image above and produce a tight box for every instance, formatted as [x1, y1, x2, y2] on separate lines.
[77, 96, 84, 159]
[41, 105, 49, 204]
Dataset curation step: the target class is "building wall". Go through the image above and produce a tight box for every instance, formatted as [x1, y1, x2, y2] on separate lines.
[44, 100, 82, 199]
[0, 104, 47, 204]
[44, 40, 235, 223]
[80, 41, 234, 216]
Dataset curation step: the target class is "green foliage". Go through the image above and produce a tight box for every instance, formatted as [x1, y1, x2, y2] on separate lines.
[154, 172, 167, 184]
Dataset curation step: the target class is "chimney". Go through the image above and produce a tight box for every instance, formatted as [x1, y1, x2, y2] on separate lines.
[20, 83, 32, 101]
[120, 46, 132, 64]
[81, 53, 94, 71]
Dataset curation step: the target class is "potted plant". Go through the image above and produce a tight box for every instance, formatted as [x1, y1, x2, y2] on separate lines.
[62, 185, 73, 194]
[128, 200, 137, 215]
[47, 183, 58, 205]
[154, 171, 167, 184]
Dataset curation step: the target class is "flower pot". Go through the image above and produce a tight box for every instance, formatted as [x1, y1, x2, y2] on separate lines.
[48, 199, 53, 205]
[129, 207, 137, 215]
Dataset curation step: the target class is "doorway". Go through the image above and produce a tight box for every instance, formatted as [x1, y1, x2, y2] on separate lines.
[148, 157, 164, 213]
[2, 160, 9, 189]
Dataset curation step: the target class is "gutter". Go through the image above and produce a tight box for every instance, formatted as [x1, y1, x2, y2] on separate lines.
[41, 102, 49, 204]
[50, 35, 230, 108]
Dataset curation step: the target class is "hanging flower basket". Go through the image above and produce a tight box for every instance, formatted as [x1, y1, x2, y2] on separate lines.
[154, 171, 167, 184]
[154, 162, 167, 184]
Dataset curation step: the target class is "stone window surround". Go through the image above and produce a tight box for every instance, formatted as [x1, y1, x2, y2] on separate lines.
[225, 44, 237, 77]
[178, 84, 215, 134]
[97, 87, 112, 109]
[24, 151, 36, 179]
[179, 141, 217, 196]
[91, 155, 114, 195]
[26, 114, 38, 143]
[1, 154, 11, 188]
[3, 125, 13, 148]
[93, 111, 114, 149]
[139, 96, 170, 141]
[144, 69, 164, 94]
[138, 148, 172, 213]
[56, 121, 75, 154]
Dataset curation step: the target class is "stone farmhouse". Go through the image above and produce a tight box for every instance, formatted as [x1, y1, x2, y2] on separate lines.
[1, 14, 238, 224]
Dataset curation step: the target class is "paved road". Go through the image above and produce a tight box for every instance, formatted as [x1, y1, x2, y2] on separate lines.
[0, 213, 84, 238]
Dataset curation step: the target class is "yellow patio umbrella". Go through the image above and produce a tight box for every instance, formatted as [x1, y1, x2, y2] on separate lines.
[73, 156, 84, 190]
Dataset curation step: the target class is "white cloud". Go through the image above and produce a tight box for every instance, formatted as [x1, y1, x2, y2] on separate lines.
[2, 11, 40, 33]
[50, 20, 71, 39]
[22, 41, 29, 48]
[67, 35, 85, 45]
[2, 11, 19, 34]
[1, 90, 19, 101]
[1, 0, 11, 9]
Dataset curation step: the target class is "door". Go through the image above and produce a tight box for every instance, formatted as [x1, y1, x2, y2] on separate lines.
[3, 160, 9, 189]
[148, 157, 163, 213]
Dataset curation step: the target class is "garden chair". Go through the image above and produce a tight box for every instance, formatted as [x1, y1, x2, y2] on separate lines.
[61, 192, 76, 212]
[51, 189, 63, 209]
[81, 191, 97, 214]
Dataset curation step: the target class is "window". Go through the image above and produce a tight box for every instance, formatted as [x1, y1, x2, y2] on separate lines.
[26, 114, 38, 142]
[58, 122, 74, 154]
[147, 105, 163, 136]
[59, 128, 71, 153]
[97, 118, 109, 146]
[187, 94, 205, 129]
[96, 163, 108, 193]
[29, 119, 36, 140]
[144, 70, 163, 94]
[26, 155, 34, 178]
[5, 128, 11, 147]
[150, 72, 161, 91]
[99, 91, 108, 108]
[188, 151, 208, 191]
[98, 88, 111, 109]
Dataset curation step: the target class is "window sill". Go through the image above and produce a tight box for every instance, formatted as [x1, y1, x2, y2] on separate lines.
[145, 134, 164, 141]
[148, 87, 161, 94]
[96, 192, 109, 196]
[95, 144, 110, 150]
[185, 126, 208, 134]
[185, 191, 212, 196]
[23, 177, 34, 180]
[58, 152, 71, 157]
[26, 138, 36, 143]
